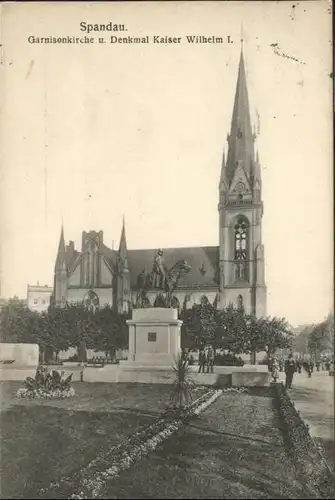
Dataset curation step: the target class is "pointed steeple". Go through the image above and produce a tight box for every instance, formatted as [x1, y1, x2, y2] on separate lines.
[225, 48, 255, 184]
[118, 215, 128, 268]
[55, 224, 67, 272]
[254, 150, 261, 183]
[219, 149, 227, 188]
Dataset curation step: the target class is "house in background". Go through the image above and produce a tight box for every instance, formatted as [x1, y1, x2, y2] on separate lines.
[27, 284, 53, 313]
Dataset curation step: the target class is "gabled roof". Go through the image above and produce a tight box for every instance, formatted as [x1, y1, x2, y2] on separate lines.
[64, 243, 219, 288]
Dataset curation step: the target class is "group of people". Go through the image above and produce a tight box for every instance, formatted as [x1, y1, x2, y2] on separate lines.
[181, 346, 215, 373]
[269, 353, 334, 390]
[198, 346, 215, 373]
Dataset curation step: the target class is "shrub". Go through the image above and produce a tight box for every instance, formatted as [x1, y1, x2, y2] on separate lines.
[214, 353, 244, 366]
[16, 366, 75, 400]
[170, 356, 195, 410]
[65, 353, 80, 362]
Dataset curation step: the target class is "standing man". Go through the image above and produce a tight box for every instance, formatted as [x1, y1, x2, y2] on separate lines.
[207, 345, 215, 373]
[198, 348, 206, 373]
[296, 358, 302, 374]
[284, 353, 296, 390]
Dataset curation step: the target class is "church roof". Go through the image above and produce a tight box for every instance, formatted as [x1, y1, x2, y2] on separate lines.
[64, 243, 219, 288]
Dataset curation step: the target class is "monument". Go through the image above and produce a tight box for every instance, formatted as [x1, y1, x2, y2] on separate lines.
[120, 254, 191, 370]
[120, 307, 182, 368]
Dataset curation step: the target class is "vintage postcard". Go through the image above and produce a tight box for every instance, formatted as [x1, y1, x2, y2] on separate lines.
[0, 1, 333, 498]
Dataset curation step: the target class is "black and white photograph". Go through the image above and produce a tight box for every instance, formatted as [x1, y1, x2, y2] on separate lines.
[0, 1, 333, 498]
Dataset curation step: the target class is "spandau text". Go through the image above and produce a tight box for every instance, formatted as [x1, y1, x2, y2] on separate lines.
[80, 22, 127, 33]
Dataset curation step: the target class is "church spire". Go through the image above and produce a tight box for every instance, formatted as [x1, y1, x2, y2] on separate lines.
[118, 215, 128, 268]
[55, 224, 66, 272]
[219, 149, 227, 188]
[225, 48, 255, 184]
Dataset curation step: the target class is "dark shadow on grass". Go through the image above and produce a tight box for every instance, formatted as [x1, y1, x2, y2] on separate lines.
[0, 404, 155, 499]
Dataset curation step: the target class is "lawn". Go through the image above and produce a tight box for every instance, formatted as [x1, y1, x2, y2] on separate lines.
[102, 387, 314, 499]
[0, 381, 183, 499]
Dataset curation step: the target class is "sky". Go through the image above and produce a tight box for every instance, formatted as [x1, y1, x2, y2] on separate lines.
[0, 1, 333, 327]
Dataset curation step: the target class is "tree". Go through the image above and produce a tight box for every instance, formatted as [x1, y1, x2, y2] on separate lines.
[0, 298, 45, 343]
[89, 305, 129, 357]
[215, 303, 249, 354]
[43, 307, 73, 362]
[308, 313, 334, 356]
[254, 316, 294, 356]
[181, 300, 217, 348]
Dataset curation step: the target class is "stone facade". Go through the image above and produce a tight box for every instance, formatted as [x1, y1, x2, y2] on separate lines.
[53, 50, 267, 317]
[27, 284, 53, 313]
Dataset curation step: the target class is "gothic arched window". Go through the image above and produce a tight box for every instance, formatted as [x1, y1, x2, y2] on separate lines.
[83, 290, 99, 313]
[234, 217, 248, 261]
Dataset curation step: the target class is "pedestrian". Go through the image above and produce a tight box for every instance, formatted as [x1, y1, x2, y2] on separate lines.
[181, 349, 189, 368]
[198, 348, 206, 373]
[279, 358, 284, 372]
[296, 359, 301, 374]
[206, 346, 215, 373]
[271, 357, 279, 383]
[284, 353, 296, 390]
[316, 360, 320, 372]
[267, 356, 273, 373]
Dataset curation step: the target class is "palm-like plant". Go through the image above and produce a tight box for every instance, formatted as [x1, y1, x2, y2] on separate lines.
[170, 356, 195, 410]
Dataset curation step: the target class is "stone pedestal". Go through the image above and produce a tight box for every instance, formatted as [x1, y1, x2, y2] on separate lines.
[120, 308, 182, 368]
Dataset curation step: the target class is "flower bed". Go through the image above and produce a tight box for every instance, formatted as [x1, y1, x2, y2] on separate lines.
[39, 388, 223, 499]
[17, 387, 75, 400]
[275, 382, 335, 498]
[16, 366, 76, 401]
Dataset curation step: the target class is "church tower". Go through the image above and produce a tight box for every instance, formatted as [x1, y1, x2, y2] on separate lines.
[116, 217, 131, 314]
[218, 48, 267, 317]
[54, 224, 68, 308]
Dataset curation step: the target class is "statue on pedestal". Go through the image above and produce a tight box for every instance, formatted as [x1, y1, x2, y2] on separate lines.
[151, 249, 167, 289]
[136, 253, 191, 308]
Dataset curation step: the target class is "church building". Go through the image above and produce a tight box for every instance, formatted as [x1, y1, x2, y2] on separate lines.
[53, 49, 267, 317]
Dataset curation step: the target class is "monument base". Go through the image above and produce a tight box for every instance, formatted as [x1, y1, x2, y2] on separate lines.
[126, 307, 182, 366]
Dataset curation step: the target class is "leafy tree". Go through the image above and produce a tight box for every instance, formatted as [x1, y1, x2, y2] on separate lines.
[215, 303, 249, 354]
[89, 306, 129, 357]
[181, 301, 294, 362]
[254, 316, 294, 356]
[308, 313, 334, 356]
[181, 300, 217, 348]
[43, 307, 73, 362]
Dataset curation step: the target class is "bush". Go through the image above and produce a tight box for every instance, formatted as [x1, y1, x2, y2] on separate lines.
[170, 357, 195, 409]
[16, 366, 75, 400]
[65, 353, 80, 362]
[214, 353, 244, 366]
